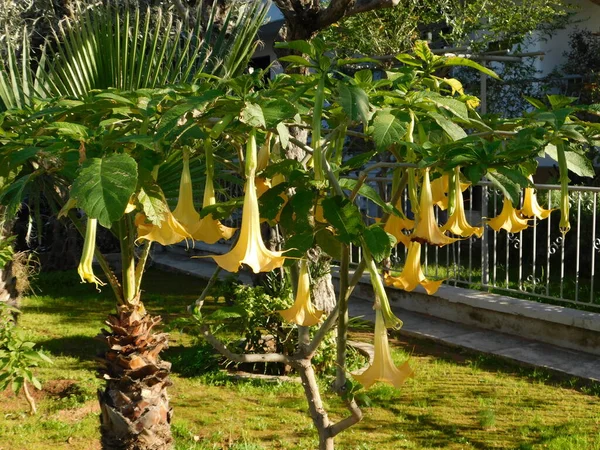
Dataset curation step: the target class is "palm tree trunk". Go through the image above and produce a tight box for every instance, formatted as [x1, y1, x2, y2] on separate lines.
[71, 215, 173, 450]
[97, 303, 173, 450]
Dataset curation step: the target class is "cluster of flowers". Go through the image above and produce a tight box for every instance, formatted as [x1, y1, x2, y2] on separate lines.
[383, 170, 551, 296]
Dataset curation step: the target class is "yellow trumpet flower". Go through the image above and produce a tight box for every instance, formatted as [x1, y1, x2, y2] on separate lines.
[211, 132, 288, 273]
[135, 210, 191, 246]
[382, 200, 414, 247]
[521, 179, 552, 220]
[278, 260, 324, 326]
[352, 309, 413, 389]
[77, 218, 106, 290]
[173, 152, 236, 244]
[441, 169, 483, 238]
[411, 169, 457, 247]
[385, 241, 444, 295]
[487, 198, 530, 233]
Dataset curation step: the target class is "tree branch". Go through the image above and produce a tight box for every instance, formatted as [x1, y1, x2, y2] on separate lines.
[202, 325, 293, 365]
[329, 397, 363, 437]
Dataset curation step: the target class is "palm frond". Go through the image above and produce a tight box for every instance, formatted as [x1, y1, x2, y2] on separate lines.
[41, 0, 269, 96]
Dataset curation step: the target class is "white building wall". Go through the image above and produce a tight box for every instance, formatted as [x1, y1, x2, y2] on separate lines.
[530, 0, 600, 75]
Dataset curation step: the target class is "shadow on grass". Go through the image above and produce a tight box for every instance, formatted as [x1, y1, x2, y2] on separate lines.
[35, 334, 104, 362]
[380, 329, 600, 397]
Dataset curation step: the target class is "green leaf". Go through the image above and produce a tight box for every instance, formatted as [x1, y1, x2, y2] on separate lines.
[284, 232, 314, 258]
[485, 170, 521, 206]
[354, 69, 373, 85]
[422, 93, 469, 120]
[199, 198, 243, 220]
[240, 102, 266, 128]
[206, 306, 245, 322]
[48, 122, 90, 140]
[276, 122, 290, 149]
[278, 55, 315, 68]
[545, 143, 594, 178]
[428, 111, 467, 141]
[71, 154, 138, 228]
[259, 99, 297, 129]
[524, 96, 546, 110]
[442, 57, 500, 80]
[337, 57, 379, 66]
[274, 40, 314, 57]
[321, 196, 364, 244]
[464, 165, 486, 184]
[138, 181, 168, 226]
[363, 225, 394, 262]
[315, 228, 342, 260]
[338, 178, 393, 214]
[337, 81, 370, 125]
[0, 173, 32, 216]
[371, 110, 407, 150]
[258, 184, 287, 221]
[31, 376, 42, 390]
[413, 41, 433, 62]
[341, 151, 376, 172]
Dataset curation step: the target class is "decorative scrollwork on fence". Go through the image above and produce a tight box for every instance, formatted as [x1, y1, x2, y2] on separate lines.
[507, 233, 521, 249]
[549, 236, 564, 255]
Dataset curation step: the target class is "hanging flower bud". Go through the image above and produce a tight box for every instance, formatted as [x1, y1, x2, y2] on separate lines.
[441, 168, 483, 238]
[487, 198, 529, 233]
[77, 218, 106, 290]
[352, 309, 413, 389]
[411, 169, 457, 247]
[385, 241, 443, 295]
[211, 132, 288, 273]
[278, 260, 324, 326]
[557, 143, 571, 234]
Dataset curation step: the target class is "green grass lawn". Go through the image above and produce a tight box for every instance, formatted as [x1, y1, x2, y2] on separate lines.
[1, 268, 600, 449]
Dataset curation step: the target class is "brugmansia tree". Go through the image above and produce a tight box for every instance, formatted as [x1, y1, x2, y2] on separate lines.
[2, 16, 600, 450]
[0, 1, 268, 448]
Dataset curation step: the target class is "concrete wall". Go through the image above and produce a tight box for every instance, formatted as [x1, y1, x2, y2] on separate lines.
[339, 268, 600, 356]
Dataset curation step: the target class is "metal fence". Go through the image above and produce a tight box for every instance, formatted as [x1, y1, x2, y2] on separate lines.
[352, 179, 600, 310]
[215, 175, 600, 309]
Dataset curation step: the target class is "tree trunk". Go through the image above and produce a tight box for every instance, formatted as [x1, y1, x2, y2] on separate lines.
[0, 261, 20, 311]
[97, 303, 173, 450]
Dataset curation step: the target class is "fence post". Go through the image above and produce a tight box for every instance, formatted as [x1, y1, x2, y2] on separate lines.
[481, 185, 489, 285]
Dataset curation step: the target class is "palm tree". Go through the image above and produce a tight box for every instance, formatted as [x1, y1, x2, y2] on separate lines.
[0, 2, 268, 448]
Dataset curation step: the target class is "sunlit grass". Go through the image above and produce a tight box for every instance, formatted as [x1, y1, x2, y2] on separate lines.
[1, 269, 599, 449]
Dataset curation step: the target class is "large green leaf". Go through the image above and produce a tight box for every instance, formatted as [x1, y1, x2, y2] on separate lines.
[428, 111, 467, 141]
[363, 225, 395, 262]
[322, 196, 364, 244]
[545, 143, 594, 178]
[240, 102, 266, 128]
[71, 154, 138, 227]
[485, 169, 525, 206]
[337, 81, 370, 125]
[338, 178, 393, 214]
[138, 180, 168, 226]
[371, 110, 407, 150]
[260, 99, 297, 129]
[443, 57, 500, 80]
